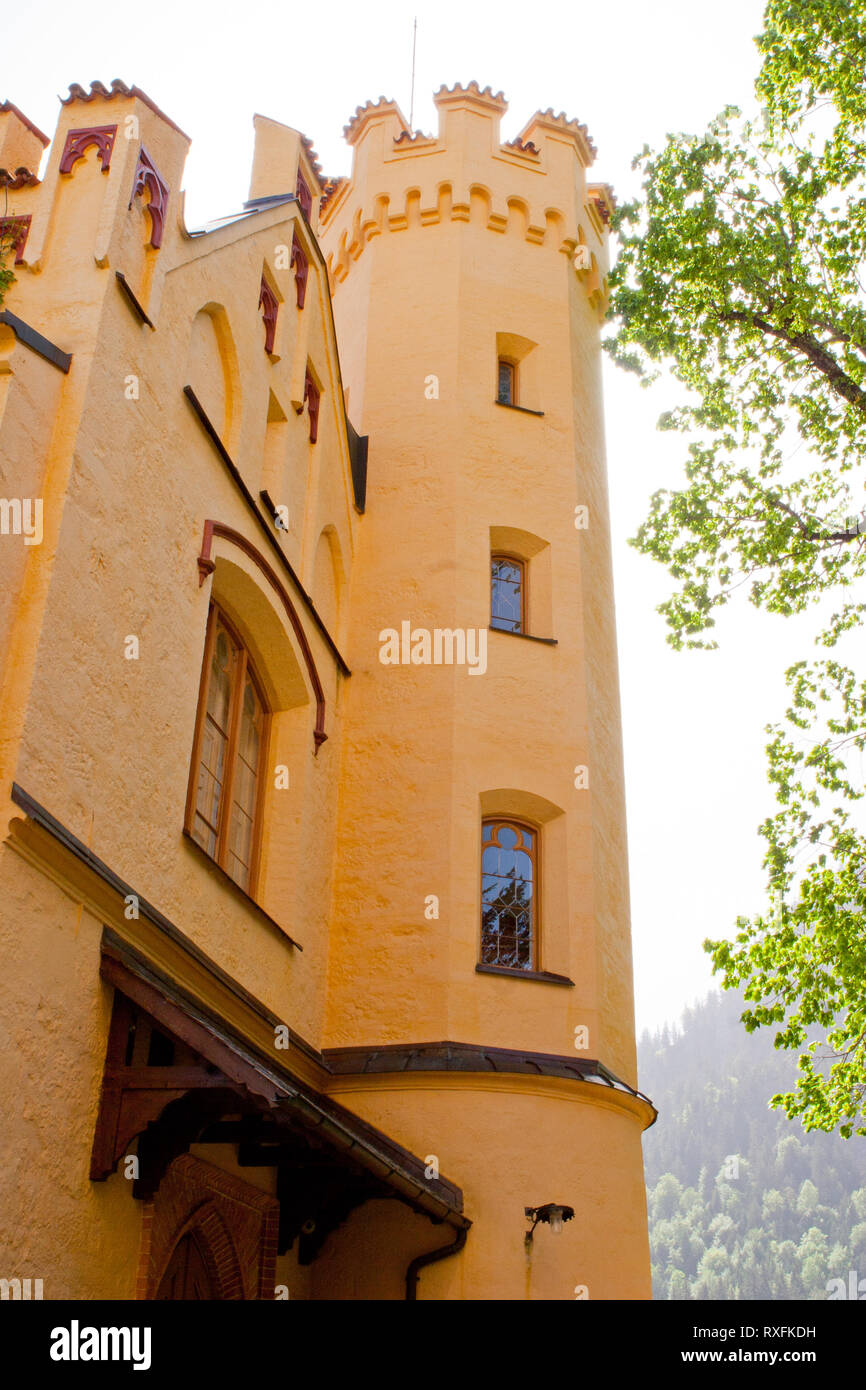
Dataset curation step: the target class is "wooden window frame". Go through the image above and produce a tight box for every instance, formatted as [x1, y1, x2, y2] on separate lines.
[490, 552, 527, 634]
[185, 603, 271, 897]
[497, 357, 517, 406]
[480, 817, 540, 973]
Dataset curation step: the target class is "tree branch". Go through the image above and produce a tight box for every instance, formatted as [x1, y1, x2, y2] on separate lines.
[763, 492, 863, 543]
[719, 308, 866, 412]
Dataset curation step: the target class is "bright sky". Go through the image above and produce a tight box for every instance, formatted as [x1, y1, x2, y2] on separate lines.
[7, 0, 797, 1035]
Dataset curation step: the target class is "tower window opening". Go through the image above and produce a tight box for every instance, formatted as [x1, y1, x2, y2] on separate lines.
[491, 554, 525, 633]
[187, 605, 269, 895]
[481, 819, 537, 971]
[497, 358, 516, 406]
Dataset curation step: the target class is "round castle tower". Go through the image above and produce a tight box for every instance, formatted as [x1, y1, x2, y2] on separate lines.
[319, 83, 653, 1299]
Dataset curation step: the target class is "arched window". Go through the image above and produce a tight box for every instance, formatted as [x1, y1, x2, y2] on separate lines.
[186, 605, 268, 894]
[497, 358, 516, 405]
[481, 819, 537, 970]
[490, 554, 525, 633]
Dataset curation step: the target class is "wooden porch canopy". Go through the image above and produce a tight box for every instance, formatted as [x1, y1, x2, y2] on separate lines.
[92, 931, 468, 1263]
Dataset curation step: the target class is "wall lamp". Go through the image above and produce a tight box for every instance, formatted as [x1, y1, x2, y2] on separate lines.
[524, 1203, 575, 1250]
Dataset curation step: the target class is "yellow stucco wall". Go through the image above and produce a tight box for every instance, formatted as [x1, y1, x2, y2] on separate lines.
[315, 85, 650, 1297]
[0, 81, 651, 1300]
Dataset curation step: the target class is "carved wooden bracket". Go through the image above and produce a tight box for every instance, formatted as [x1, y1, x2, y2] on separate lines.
[89, 988, 237, 1195]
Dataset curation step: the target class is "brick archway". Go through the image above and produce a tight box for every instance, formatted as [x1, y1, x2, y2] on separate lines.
[155, 1200, 244, 1300]
[138, 1153, 279, 1300]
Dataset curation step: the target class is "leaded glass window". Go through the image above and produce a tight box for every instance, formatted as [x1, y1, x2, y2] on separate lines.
[491, 554, 525, 632]
[498, 358, 515, 405]
[481, 820, 537, 970]
[188, 606, 269, 894]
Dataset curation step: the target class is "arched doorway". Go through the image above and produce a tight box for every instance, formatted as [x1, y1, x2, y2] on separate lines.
[156, 1230, 216, 1300]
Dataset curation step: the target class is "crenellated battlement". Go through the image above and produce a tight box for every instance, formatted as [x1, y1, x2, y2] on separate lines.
[343, 96, 408, 145]
[320, 83, 611, 317]
[520, 107, 597, 163]
[59, 79, 190, 138]
[433, 80, 507, 109]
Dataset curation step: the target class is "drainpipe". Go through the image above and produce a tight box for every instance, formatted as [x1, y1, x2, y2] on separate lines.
[405, 1224, 468, 1301]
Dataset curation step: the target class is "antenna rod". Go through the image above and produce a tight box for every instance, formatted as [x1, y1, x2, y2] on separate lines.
[409, 16, 418, 128]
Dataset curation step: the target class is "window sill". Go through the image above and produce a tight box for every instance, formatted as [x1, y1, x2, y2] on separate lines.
[489, 625, 557, 646]
[475, 963, 574, 987]
[181, 828, 302, 949]
[494, 399, 544, 417]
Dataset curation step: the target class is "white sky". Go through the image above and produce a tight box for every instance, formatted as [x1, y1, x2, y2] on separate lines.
[6, 0, 801, 1034]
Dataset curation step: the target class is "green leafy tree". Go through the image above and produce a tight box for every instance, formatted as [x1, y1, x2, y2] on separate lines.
[641, 991, 866, 1297]
[608, 0, 866, 1135]
[0, 207, 16, 306]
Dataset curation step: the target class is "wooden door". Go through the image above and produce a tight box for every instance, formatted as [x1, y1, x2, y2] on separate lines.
[156, 1231, 216, 1300]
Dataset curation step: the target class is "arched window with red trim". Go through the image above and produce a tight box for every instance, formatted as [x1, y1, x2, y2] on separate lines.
[186, 605, 269, 894]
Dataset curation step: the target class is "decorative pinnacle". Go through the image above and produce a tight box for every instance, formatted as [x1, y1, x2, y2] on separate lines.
[62, 79, 137, 104]
[343, 96, 409, 144]
[59, 80, 190, 140]
[433, 81, 508, 110]
[521, 107, 597, 163]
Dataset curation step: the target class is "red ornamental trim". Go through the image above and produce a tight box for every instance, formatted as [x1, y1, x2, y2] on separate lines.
[303, 369, 320, 443]
[589, 191, 611, 227]
[0, 168, 39, 190]
[196, 520, 328, 750]
[296, 168, 313, 219]
[290, 230, 308, 309]
[0, 214, 32, 264]
[130, 145, 169, 249]
[59, 124, 118, 175]
[258, 274, 279, 354]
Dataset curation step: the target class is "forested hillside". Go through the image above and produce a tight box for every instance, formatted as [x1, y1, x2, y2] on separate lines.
[638, 992, 866, 1299]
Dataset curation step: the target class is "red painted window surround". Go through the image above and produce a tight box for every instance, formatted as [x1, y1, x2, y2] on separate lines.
[303, 369, 320, 443]
[258, 274, 279, 353]
[290, 230, 308, 309]
[296, 169, 313, 219]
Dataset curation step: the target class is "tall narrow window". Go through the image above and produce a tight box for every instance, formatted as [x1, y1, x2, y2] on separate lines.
[481, 820, 537, 971]
[497, 358, 516, 405]
[491, 554, 525, 633]
[187, 606, 268, 894]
